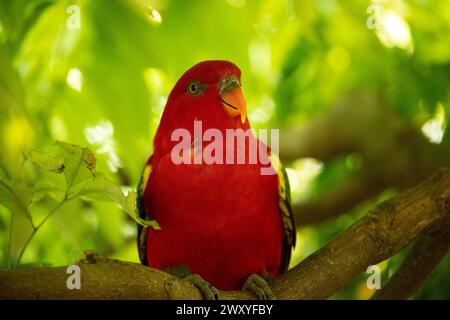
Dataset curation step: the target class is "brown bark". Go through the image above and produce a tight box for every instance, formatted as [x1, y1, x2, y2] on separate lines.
[0, 168, 449, 300]
[371, 217, 450, 300]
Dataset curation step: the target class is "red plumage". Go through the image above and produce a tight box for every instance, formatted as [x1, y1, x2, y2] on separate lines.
[138, 60, 294, 291]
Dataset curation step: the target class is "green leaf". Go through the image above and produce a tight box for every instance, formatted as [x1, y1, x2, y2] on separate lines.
[24, 148, 65, 173]
[124, 191, 160, 230]
[0, 178, 33, 221]
[33, 180, 64, 202]
[77, 173, 124, 204]
[54, 141, 96, 189]
[77, 174, 159, 229]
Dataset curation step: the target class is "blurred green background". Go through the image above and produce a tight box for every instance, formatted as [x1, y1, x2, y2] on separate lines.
[0, 0, 449, 299]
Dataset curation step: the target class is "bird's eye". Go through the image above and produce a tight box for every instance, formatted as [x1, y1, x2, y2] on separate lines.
[189, 83, 199, 93]
[187, 81, 205, 96]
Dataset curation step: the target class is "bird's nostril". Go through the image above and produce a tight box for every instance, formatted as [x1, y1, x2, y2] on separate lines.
[219, 76, 240, 96]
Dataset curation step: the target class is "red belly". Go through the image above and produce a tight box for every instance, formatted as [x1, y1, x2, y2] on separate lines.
[144, 154, 283, 290]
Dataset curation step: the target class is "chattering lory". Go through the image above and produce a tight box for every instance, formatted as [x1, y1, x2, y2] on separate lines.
[137, 60, 295, 299]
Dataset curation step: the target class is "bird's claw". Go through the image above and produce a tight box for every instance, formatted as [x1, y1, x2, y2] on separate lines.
[242, 274, 276, 300]
[185, 274, 219, 300]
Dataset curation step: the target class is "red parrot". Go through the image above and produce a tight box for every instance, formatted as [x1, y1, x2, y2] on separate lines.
[137, 60, 295, 299]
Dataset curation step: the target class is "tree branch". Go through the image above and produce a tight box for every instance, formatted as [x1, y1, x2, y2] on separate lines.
[371, 217, 450, 300]
[0, 168, 449, 299]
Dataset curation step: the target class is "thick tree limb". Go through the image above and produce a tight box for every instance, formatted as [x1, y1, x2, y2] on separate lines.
[0, 250, 252, 300]
[371, 217, 450, 300]
[275, 168, 450, 299]
[0, 168, 449, 299]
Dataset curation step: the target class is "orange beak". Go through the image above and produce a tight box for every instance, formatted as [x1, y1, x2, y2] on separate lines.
[220, 80, 247, 124]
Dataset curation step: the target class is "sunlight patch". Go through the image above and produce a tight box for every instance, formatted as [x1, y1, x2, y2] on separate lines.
[248, 39, 272, 77]
[50, 115, 68, 141]
[143, 68, 167, 93]
[66, 68, 83, 92]
[286, 158, 323, 202]
[84, 120, 122, 172]
[3, 116, 33, 162]
[376, 9, 413, 54]
[146, 6, 162, 25]
[143, 68, 169, 121]
[421, 103, 446, 144]
[249, 95, 275, 125]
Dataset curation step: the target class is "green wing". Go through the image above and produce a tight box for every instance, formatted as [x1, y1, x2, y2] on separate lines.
[136, 162, 152, 265]
[270, 153, 296, 272]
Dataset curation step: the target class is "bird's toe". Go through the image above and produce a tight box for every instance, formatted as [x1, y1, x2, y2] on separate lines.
[185, 274, 219, 300]
[242, 274, 276, 300]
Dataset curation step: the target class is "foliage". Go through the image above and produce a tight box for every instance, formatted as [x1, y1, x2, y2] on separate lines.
[0, 141, 158, 268]
[0, 0, 449, 299]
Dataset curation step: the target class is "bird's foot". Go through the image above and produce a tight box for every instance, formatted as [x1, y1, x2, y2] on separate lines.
[242, 274, 276, 300]
[185, 274, 219, 300]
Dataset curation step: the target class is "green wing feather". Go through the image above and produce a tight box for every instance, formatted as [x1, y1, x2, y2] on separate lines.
[136, 162, 152, 265]
[270, 153, 296, 272]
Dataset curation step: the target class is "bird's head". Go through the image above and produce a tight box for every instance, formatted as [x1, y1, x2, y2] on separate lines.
[170, 60, 246, 125]
[153, 60, 250, 157]
[160, 60, 247, 130]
